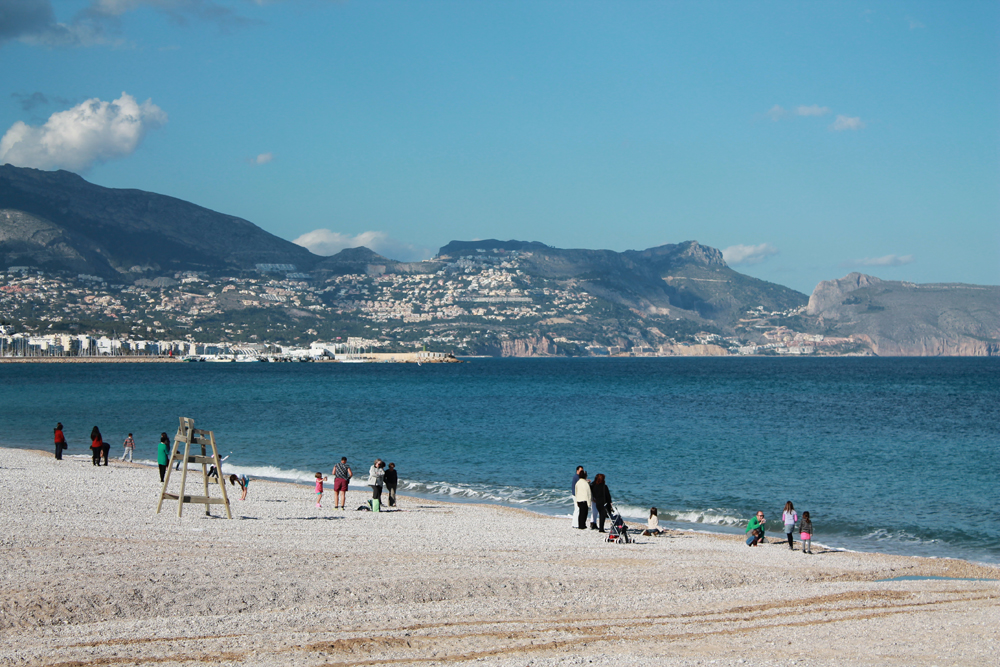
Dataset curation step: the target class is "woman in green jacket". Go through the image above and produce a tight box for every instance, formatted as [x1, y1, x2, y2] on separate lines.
[746, 510, 766, 546]
[157, 433, 170, 482]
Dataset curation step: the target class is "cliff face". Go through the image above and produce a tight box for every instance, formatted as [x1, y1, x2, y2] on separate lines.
[807, 273, 884, 316]
[854, 334, 1000, 357]
[807, 274, 1000, 356]
[500, 336, 560, 357]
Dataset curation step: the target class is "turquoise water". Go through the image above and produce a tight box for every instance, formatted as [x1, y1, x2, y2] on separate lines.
[1, 358, 997, 564]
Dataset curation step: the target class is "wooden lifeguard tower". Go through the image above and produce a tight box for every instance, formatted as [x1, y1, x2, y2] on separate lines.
[156, 417, 232, 519]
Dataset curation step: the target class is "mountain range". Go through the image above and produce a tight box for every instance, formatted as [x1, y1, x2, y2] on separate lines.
[1, 165, 997, 355]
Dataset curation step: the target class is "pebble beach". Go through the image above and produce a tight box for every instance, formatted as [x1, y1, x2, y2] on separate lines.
[2, 446, 997, 667]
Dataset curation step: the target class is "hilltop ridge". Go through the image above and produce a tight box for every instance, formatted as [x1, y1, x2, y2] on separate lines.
[1, 165, 997, 356]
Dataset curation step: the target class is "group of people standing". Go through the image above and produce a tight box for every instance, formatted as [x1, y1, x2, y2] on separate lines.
[53, 423, 144, 468]
[364, 458, 399, 509]
[571, 466, 614, 532]
[316, 457, 399, 510]
[745, 501, 815, 553]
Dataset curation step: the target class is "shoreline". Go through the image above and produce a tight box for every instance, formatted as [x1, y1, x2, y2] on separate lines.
[7, 444, 996, 567]
[2, 445, 997, 666]
[3, 354, 997, 363]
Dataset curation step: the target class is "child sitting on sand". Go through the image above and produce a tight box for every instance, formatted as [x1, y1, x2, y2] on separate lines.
[642, 507, 663, 536]
[800, 511, 814, 554]
[315, 472, 327, 509]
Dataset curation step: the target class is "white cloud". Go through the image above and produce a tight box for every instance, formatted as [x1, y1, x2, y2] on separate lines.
[795, 105, 830, 117]
[766, 105, 786, 121]
[0, 92, 166, 171]
[907, 17, 925, 30]
[253, 152, 273, 165]
[844, 254, 914, 267]
[722, 243, 778, 266]
[830, 115, 865, 131]
[293, 229, 435, 263]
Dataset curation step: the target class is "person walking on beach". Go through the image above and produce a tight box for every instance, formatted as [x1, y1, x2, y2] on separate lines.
[590, 473, 612, 532]
[368, 459, 385, 506]
[315, 472, 327, 509]
[782, 501, 798, 551]
[157, 433, 170, 482]
[746, 510, 766, 546]
[384, 462, 398, 507]
[90, 426, 103, 466]
[100, 436, 110, 466]
[570, 466, 584, 527]
[120, 433, 135, 462]
[332, 457, 352, 509]
[574, 471, 592, 530]
[800, 511, 814, 554]
[53, 423, 66, 461]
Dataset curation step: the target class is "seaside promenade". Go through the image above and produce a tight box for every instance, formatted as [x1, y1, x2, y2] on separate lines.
[1, 446, 997, 666]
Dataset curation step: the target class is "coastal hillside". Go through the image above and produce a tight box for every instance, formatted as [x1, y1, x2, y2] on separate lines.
[0, 165, 317, 276]
[806, 273, 1000, 356]
[438, 239, 807, 323]
[1, 166, 998, 356]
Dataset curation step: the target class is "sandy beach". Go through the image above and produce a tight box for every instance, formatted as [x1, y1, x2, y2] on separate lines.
[1, 446, 997, 666]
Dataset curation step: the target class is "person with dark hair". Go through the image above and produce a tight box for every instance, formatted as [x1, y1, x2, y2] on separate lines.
[100, 437, 111, 466]
[332, 456, 352, 510]
[590, 473, 613, 532]
[574, 470, 592, 530]
[157, 433, 170, 482]
[782, 501, 798, 551]
[120, 433, 135, 462]
[229, 474, 250, 500]
[643, 507, 663, 536]
[367, 459, 385, 505]
[53, 423, 66, 461]
[90, 426, 103, 466]
[570, 465, 584, 527]
[384, 462, 398, 507]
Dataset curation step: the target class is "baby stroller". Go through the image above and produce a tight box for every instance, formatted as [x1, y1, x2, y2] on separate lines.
[606, 505, 631, 544]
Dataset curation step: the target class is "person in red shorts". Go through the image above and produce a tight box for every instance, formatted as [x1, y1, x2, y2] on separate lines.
[332, 456, 352, 509]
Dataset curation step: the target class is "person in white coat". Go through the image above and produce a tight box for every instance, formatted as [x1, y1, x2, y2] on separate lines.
[368, 459, 385, 505]
[569, 466, 583, 526]
[574, 471, 592, 530]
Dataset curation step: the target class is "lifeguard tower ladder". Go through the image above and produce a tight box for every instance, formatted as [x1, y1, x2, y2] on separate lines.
[156, 417, 232, 519]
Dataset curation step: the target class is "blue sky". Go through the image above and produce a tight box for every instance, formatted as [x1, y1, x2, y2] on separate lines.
[1, 0, 997, 293]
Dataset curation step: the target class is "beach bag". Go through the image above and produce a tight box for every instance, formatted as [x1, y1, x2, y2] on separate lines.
[368, 498, 380, 513]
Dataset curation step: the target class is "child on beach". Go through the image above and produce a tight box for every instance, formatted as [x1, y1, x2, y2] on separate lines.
[782, 501, 798, 551]
[121, 433, 135, 462]
[800, 511, 814, 554]
[230, 474, 250, 500]
[315, 472, 327, 508]
[642, 507, 663, 536]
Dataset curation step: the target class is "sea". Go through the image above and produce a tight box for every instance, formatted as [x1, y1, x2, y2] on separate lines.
[1, 357, 997, 564]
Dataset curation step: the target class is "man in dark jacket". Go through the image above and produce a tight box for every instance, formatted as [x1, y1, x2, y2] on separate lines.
[384, 462, 398, 507]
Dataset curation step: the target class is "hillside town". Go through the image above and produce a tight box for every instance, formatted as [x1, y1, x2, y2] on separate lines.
[0, 253, 869, 359]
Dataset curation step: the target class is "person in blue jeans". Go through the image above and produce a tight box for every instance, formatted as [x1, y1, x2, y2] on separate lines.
[746, 510, 766, 546]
